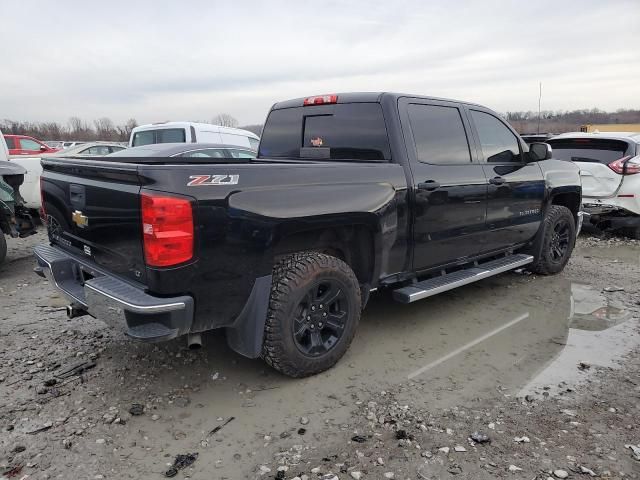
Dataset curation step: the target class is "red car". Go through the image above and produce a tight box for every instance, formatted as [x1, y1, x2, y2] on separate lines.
[3, 135, 59, 155]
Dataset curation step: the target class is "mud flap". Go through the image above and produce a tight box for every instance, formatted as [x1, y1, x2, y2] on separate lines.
[225, 274, 272, 358]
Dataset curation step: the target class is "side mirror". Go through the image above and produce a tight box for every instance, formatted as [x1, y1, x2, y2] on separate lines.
[40, 145, 48, 151]
[529, 142, 552, 161]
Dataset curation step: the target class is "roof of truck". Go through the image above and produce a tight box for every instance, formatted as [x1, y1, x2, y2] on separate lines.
[271, 92, 486, 110]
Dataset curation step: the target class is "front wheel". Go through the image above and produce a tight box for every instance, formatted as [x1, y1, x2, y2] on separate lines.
[529, 205, 576, 275]
[262, 252, 361, 378]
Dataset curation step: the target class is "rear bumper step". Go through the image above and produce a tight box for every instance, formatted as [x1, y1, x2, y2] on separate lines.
[34, 244, 194, 342]
[392, 254, 534, 304]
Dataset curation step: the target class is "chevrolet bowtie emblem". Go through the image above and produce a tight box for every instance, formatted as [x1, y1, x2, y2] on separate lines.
[72, 210, 89, 228]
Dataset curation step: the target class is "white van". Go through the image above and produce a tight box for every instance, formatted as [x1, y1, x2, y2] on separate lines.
[129, 122, 260, 150]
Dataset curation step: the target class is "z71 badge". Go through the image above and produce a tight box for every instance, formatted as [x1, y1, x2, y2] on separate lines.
[187, 174, 239, 186]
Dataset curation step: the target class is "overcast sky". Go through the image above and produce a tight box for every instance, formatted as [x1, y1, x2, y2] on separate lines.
[2, 0, 639, 126]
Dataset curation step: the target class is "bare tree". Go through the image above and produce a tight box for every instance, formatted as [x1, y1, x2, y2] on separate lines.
[116, 118, 138, 141]
[212, 113, 239, 128]
[94, 117, 116, 140]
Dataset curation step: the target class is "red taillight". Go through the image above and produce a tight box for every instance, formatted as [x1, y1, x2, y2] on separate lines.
[608, 156, 640, 175]
[141, 193, 194, 267]
[303, 94, 338, 106]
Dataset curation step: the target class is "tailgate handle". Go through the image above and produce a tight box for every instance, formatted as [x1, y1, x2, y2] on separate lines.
[69, 184, 86, 208]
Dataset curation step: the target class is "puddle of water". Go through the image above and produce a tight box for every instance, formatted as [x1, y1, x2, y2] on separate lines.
[518, 283, 637, 397]
[576, 244, 640, 264]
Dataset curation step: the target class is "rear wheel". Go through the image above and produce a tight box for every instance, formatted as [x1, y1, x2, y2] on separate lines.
[262, 252, 361, 378]
[0, 234, 6, 265]
[529, 205, 576, 275]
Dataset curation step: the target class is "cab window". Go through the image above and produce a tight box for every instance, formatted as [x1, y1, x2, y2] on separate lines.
[471, 110, 522, 163]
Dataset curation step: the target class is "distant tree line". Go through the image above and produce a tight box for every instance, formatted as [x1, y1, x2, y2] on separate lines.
[0, 113, 263, 142]
[3, 109, 638, 142]
[505, 108, 640, 134]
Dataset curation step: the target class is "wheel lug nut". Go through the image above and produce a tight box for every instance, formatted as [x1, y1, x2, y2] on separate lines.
[306, 315, 311, 320]
[323, 312, 327, 317]
[311, 305, 316, 311]
[319, 304, 324, 309]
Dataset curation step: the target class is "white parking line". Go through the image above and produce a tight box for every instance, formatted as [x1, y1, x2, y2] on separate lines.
[407, 313, 530, 380]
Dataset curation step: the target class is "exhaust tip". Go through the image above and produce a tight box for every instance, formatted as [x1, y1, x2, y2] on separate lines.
[187, 333, 202, 350]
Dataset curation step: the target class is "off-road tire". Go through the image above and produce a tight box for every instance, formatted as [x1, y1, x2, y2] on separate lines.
[0, 234, 6, 265]
[262, 252, 361, 378]
[529, 205, 576, 275]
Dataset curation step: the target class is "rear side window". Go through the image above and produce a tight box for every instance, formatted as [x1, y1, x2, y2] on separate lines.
[20, 138, 42, 150]
[229, 149, 255, 159]
[471, 110, 522, 163]
[132, 128, 186, 147]
[179, 149, 226, 158]
[259, 103, 391, 161]
[4, 137, 15, 149]
[547, 138, 630, 164]
[407, 104, 471, 164]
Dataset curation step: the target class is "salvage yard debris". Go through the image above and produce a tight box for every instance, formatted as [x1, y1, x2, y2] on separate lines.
[164, 453, 198, 478]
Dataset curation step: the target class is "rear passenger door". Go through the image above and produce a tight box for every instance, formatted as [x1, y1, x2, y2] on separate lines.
[399, 98, 488, 272]
[467, 108, 545, 252]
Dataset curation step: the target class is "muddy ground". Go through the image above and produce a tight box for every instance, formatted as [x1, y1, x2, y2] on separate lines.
[0, 231, 639, 480]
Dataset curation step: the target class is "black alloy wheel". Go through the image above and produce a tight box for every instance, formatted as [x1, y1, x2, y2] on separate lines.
[291, 280, 349, 357]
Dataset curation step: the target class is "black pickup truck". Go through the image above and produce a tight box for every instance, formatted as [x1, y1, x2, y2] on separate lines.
[35, 92, 582, 377]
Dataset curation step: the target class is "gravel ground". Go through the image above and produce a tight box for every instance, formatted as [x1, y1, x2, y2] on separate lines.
[0, 231, 638, 480]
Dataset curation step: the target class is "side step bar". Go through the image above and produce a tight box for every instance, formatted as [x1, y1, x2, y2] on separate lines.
[392, 254, 534, 304]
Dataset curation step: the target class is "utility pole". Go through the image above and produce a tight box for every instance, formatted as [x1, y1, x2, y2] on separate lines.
[537, 82, 542, 134]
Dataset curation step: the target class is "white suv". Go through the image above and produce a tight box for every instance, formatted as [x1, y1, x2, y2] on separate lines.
[548, 132, 640, 238]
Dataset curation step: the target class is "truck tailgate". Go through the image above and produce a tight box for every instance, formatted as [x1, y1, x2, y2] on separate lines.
[41, 158, 147, 284]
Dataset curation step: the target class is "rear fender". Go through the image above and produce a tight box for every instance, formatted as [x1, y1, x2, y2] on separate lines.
[228, 182, 398, 285]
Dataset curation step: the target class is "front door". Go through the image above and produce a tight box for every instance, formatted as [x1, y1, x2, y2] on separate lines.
[399, 99, 488, 272]
[467, 109, 545, 252]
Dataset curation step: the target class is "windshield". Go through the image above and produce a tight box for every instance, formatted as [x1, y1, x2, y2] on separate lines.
[547, 138, 631, 164]
[259, 103, 390, 161]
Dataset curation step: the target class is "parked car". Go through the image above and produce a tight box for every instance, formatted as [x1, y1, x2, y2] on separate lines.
[44, 141, 65, 149]
[46, 142, 126, 157]
[129, 122, 260, 150]
[547, 132, 640, 238]
[62, 141, 86, 149]
[4, 135, 59, 155]
[106, 142, 255, 159]
[35, 92, 581, 377]
[0, 130, 36, 263]
[8, 142, 127, 211]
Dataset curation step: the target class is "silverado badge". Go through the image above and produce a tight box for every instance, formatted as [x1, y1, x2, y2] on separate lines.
[72, 210, 89, 228]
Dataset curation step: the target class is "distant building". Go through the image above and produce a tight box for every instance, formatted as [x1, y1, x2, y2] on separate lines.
[580, 123, 640, 133]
